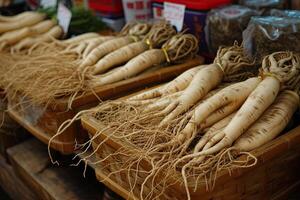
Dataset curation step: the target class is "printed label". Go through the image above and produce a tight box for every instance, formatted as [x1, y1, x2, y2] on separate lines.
[40, 0, 57, 8]
[163, 2, 185, 31]
[57, 3, 72, 34]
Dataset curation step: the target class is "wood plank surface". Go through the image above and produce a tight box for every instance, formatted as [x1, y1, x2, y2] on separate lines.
[7, 139, 103, 200]
[77, 149, 130, 200]
[272, 180, 300, 200]
[8, 108, 76, 154]
[0, 153, 37, 200]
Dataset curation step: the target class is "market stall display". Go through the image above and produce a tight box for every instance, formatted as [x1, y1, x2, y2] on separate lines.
[152, 0, 233, 54]
[82, 111, 300, 200]
[75, 50, 300, 200]
[0, 13, 203, 154]
[0, 1, 300, 200]
[7, 57, 201, 154]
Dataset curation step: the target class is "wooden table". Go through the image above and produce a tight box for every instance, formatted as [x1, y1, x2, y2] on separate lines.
[2, 139, 104, 200]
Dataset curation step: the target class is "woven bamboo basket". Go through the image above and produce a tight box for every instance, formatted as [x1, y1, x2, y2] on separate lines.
[81, 99, 300, 200]
[7, 57, 204, 154]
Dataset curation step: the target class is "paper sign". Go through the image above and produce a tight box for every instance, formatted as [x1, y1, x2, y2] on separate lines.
[57, 3, 72, 34]
[122, 0, 152, 22]
[40, 0, 57, 8]
[163, 2, 185, 31]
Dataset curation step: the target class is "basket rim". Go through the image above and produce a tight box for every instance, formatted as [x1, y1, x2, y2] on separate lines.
[7, 103, 77, 154]
[81, 101, 300, 191]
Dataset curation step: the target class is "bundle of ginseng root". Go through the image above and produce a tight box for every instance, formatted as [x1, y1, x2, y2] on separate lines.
[48, 32, 200, 162]
[0, 21, 168, 109]
[0, 31, 103, 91]
[48, 43, 253, 197]
[0, 11, 66, 52]
[70, 51, 300, 200]
[0, 11, 147, 53]
[7, 20, 146, 56]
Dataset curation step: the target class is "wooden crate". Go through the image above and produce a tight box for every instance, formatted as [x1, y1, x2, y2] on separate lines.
[0, 152, 37, 200]
[7, 57, 204, 154]
[6, 138, 104, 200]
[81, 112, 300, 200]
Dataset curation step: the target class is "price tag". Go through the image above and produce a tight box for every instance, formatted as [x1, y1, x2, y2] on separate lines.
[163, 2, 185, 31]
[40, 0, 57, 8]
[57, 3, 72, 34]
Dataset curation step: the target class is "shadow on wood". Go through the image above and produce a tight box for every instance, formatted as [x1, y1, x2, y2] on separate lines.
[0, 154, 36, 200]
[7, 139, 103, 200]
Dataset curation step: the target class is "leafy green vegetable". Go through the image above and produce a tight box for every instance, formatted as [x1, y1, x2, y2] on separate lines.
[37, 7, 57, 19]
[38, 6, 106, 35]
[69, 6, 106, 34]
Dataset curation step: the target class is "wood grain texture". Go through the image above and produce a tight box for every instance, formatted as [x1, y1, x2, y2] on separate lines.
[8, 107, 78, 154]
[0, 154, 37, 200]
[7, 139, 103, 200]
[77, 149, 126, 200]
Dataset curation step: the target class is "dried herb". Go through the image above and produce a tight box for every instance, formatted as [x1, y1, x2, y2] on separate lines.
[243, 16, 300, 62]
[205, 5, 259, 54]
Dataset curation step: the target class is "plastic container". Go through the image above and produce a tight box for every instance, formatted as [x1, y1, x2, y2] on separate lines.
[152, 0, 232, 57]
[88, 0, 123, 16]
[205, 5, 259, 54]
[239, 0, 289, 14]
[243, 16, 300, 62]
[88, 0, 125, 32]
[269, 9, 300, 19]
[122, 0, 152, 22]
